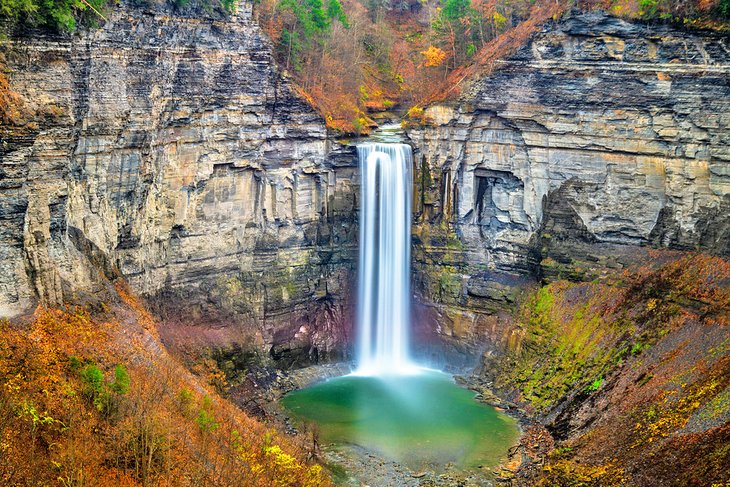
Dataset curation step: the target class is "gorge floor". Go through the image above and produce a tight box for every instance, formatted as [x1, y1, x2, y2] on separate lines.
[273, 366, 524, 486]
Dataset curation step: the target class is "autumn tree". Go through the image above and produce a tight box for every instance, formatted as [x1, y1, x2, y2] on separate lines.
[421, 45, 447, 67]
[275, 0, 351, 72]
[432, 0, 475, 67]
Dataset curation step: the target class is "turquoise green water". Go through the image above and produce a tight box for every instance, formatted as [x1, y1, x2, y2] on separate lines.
[281, 370, 520, 470]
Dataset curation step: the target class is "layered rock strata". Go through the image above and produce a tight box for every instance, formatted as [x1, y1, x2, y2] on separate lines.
[0, 1, 358, 366]
[407, 12, 730, 356]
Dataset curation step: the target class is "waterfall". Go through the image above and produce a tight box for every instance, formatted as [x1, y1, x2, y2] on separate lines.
[355, 142, 418, 375]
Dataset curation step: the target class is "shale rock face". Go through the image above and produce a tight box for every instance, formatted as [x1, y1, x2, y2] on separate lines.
[0, 2, 358, 366]
[407, 12, 730, 354]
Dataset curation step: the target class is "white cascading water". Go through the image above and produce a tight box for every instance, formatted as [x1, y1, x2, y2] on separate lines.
[355, 142, 418, 376]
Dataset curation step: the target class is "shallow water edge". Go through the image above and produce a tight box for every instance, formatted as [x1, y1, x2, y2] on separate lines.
[276, 366, 525, 486]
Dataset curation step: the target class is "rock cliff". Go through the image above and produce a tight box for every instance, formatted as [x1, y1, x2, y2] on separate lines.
[0, 1, 358, 367]
[3, 7, 729, 372]
[406, 12, 730, 358]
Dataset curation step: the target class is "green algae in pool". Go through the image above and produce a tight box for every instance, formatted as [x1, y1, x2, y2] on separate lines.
[281, 370, 520, 470]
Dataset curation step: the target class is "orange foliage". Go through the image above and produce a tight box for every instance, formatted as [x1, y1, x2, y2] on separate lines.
[0, 300, 331, 486]
[500, 251, 730, 415]
[0, 63, 25, 127]
[421, 45, 447, 67]
[257, 0, 727, 131]
[429, 0, 568, 104]
[254, 0, 570, 129]
[255, 0, 448, 133]
[623, 252, 730, 324]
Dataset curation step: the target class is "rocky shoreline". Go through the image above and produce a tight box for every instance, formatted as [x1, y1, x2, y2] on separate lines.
[455, 374, 556, 486]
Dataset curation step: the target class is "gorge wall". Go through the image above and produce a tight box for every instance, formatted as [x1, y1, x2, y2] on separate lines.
[0, 1, 358, 368]
[406, 12, 730, 363]
[3, 6, 729, 374]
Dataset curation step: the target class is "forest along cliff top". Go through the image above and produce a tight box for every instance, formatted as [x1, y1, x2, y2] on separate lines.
[255, 0, 730, 133]
[3, 0, 730, 135]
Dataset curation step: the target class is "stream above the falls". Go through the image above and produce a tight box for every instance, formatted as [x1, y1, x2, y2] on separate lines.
[280, 370, 520, 472]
